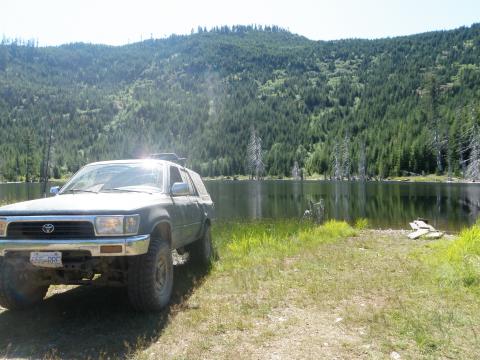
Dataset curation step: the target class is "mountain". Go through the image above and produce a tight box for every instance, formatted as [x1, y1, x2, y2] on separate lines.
[1, 24, 480, 180]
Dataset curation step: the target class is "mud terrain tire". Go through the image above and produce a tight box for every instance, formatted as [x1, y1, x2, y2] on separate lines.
[0, 259, 49, 310]
[128, 237, 173, 311]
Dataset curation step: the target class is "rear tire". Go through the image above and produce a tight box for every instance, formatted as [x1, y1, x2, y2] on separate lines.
[128, 237, 173, 311]
[0, 259, 49, 310]
[186, 224, 213, 266]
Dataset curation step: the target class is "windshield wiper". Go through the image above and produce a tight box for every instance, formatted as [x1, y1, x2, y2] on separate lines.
[62, 189, 98, 194]
[101, 187, 155, 194]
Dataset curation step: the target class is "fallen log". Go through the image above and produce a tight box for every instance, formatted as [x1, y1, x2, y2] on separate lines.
[408, 228, 430, 239]
[414, 220, 435, 231]
[407, 219, 443, 239]
[424, 231, 444, 239]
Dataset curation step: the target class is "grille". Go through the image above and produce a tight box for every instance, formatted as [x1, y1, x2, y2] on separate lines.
[7, 221, 95, 239]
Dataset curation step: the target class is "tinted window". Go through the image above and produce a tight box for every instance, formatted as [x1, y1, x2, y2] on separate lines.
[181, 170, 197, 196]
[188, 170, 211, 201]
[169, 166, 183, 186]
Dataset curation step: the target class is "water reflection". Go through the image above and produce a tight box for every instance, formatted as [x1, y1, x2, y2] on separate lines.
[1, 180, 480, 232]
[0, 183, 52, 204]
[206, 180, 480, 232]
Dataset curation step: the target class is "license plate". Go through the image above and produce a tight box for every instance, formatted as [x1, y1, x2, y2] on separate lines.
[30, 251, 63, 268]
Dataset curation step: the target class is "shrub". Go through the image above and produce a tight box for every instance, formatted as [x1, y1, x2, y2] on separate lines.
[354, 218, 369, 230]
[432, 225, 480, 287]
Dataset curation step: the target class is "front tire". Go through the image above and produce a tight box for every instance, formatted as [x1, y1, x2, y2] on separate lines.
[0, 259, 49, 310]
[128, 237, 173, 312]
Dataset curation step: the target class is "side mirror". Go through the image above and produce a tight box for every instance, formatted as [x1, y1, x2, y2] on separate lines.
[49, 186, 60, 195]
[170, 182, 190, 196]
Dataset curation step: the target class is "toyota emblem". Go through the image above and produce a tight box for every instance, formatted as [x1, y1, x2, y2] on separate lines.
[42, 224, 55, 234]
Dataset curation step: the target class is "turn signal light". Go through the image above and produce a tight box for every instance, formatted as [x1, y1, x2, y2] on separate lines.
[100, 245, 123, 254]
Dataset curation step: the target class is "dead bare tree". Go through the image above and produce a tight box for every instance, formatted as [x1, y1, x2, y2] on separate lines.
[341, 135, 351, 180]
[41, 119, 54, 196]
[463, 108, 480, 181]
[358, 142, 366, 181]
[455, 108, 467, 178]
[291, 161, 300, 180]
[423, 74, 444, 174]
[247, 127, 264, 180]
[465, 125, 480, 181]
[331, 141, 341, 180]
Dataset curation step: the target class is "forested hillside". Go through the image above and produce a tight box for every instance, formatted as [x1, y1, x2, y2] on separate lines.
[1, 24, 480, 181]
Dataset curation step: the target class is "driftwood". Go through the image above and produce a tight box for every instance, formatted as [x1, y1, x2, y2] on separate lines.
[408, 220, 443, 239]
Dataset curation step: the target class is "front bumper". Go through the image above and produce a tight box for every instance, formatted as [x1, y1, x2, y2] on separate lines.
[0, 234, 150, 257]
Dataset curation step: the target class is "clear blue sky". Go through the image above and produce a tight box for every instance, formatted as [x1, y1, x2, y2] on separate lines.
[1, 0, 479, 46]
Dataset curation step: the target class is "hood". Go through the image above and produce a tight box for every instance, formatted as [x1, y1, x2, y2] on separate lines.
[0, 193, 170, 216]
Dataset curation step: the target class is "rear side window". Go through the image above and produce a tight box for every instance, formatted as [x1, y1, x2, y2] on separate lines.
[180, 169, 197, 196]
[188, 170, 211, 201]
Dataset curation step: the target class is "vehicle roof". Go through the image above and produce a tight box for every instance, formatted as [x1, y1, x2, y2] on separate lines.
[84, 159, 199, 175]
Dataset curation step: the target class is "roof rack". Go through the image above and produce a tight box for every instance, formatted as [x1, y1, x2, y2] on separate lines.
[149, 153, 186, 166]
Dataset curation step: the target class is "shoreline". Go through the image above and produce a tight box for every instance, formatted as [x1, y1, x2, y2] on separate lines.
[202, 175, 478, 184]
[0, 175, 477, 185]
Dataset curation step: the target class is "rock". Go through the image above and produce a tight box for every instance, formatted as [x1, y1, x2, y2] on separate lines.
[390, 351, 401, 360]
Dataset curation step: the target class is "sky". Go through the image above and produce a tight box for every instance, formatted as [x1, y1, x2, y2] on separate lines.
[1, 0, 479, 46]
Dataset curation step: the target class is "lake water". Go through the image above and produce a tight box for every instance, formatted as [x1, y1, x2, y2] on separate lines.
[1, 180, 480, 232]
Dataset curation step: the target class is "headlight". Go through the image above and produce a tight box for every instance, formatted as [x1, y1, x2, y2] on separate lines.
[95, 215, 140, 236]
[95, 216, 123, 235]
[0, 219, 6, 237]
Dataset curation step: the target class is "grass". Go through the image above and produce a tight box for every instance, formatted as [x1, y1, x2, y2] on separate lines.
[427, 223, 480, 288]
[214, 219, 354, 270]
[387, 174, 462, 182]
[1, 220, 480, 359]
[354, 217, 369, 230]
[129, 222, 480, 359]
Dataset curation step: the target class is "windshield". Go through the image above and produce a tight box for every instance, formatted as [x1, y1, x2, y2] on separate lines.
[61, 162, 164, 194]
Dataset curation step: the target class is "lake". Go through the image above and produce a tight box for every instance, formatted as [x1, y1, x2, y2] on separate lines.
[1, 180, 479, 232]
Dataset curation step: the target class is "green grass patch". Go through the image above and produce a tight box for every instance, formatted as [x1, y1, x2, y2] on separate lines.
[354, 218, 369, 230]
[213, 219, 355, 270]
[387, 174, 462, 183]
[428, 225, 480, 288]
